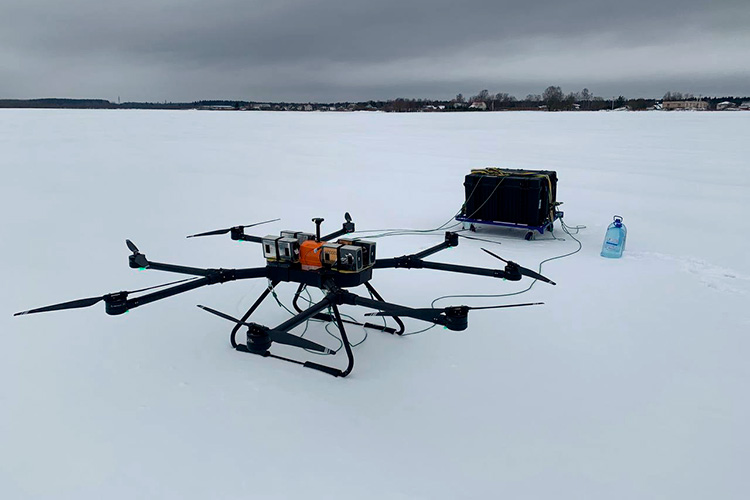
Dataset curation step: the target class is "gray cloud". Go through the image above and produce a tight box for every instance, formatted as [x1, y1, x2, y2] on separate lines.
[1, 0, 748, 101]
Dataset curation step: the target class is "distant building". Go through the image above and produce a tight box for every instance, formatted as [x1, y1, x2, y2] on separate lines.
[198, 105, 235, 111]
[469, 101, 487, 110]
[716, 101, 738, 111]
[740, 101, 750, 110]
[662, 100, 708, 111]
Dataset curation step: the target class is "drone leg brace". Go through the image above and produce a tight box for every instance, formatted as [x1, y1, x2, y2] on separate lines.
[238, 294, 355, 377]
[291, 283, 309, 313]
[230, 280, 279, 348]
[301, 303, 355, 377]
[291, 283, 405, 335]
[363, 282, 406, 335]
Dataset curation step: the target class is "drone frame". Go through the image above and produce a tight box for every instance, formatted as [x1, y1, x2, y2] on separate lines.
[15, 214, 553, 377]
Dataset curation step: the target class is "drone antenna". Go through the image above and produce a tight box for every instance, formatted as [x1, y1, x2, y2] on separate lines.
[312, 218, 324, 241]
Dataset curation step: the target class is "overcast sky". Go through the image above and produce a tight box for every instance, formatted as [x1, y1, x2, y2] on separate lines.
[1, 0, 748, 102]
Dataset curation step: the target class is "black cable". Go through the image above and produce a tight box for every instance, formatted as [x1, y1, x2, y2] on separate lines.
[349, 180, 482, 240]
[370, 287, 390, 333]
[288, 286, 369, 353]
[338, 205, 583, 336]
[427, 215, 583, 310]
[130, 276, 202, 294]
[401, 323, 437, 336]
[269, 285, 339, 355]
[393, 215, 585, 336]
[350, 217, 463, 240]
[456, 233, 502, 246]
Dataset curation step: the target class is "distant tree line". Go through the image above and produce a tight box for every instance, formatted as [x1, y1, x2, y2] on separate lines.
[1, 88, 748, 112]
[452, 86, 653, 111]
[0, 98, 117, 109]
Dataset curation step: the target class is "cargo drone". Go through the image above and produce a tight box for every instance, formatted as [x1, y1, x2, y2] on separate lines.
[14, 213, 555, 377]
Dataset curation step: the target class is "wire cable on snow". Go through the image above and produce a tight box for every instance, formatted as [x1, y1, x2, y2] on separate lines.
[426, 215, 584, 315]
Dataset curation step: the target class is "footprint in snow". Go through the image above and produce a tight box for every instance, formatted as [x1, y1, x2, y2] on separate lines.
[631, 252, 749, 295]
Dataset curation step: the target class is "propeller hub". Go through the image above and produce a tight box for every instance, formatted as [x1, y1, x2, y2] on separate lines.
[503, 263, 523, 281]
[129, 253, 149, 269]
[246, 323, 272, 354]
[230, 226, 244, 240]
[104, 292, 129, 315]
[443, 306, 469, 331]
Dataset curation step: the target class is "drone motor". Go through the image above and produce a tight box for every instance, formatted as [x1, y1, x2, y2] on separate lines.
[245, 323, 273, 354]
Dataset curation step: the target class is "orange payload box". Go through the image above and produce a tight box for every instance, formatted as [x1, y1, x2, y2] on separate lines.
[299, 240, 324, 270]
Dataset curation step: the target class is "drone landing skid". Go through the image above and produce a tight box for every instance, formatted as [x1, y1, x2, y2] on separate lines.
[226, 279, 409, 377]
[234, 346, 344, 378]
[234, 301, 355, 378]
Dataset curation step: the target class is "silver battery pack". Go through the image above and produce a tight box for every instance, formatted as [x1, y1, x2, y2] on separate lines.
[338, 245, 364, 272]
[338, 239, 376, 267]
[277, 237, 300, 263]
[262, 235, 281, 260]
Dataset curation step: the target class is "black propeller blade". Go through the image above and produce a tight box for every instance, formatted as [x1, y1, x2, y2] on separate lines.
[363, 301, 544, 331]
[481, 248, 556, 285]
[186, 218, 280, 238]
[364, 301, 543, 317]
[197, 305, 333, 354]
[14, 277, 200, 316]
[464, 302, 544, 311]
[126, 239, 139, 253]
[126, 239, 149, 268]
[14, 295, 106, 316]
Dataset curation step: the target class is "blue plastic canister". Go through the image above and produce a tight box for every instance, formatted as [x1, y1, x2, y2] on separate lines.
[600, 216, 627, 258]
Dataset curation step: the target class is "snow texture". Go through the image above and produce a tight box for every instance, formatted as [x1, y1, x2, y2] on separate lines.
[1, 109, 748, 499]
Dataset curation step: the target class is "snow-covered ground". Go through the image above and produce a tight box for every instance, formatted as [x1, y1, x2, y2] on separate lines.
[1, 109, 748, 499]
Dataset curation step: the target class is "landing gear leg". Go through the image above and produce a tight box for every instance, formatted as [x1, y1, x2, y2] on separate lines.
[364, 282, 405, 335]
[230, 281, 279, 348]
